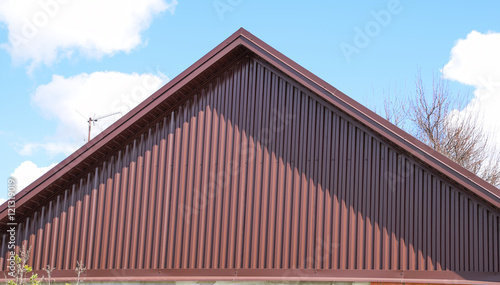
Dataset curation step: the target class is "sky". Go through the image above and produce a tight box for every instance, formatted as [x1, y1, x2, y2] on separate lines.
[0, 0, 499, 203]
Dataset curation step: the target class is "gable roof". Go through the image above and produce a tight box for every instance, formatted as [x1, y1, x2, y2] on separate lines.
[2, 27, 499, 226]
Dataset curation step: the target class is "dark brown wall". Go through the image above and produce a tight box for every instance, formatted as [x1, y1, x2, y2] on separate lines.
[1, 56, 499, 274]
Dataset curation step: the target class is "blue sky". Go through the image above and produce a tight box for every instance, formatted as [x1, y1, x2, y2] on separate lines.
[1, 0, 500, 201]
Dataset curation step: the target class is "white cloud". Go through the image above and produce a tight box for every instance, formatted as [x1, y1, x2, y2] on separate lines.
[0, 198, 6, 207]
[21, 70, 167, 156]
[442, 31, 500, 148]
[0, 0, 177, 71]
[11, 161, 57, 193]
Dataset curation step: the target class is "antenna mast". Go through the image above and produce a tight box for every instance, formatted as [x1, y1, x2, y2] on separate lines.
[86, 112, 120, 142]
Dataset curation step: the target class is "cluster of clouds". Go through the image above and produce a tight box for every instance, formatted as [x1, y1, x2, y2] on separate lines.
[0, 161, 57, 205]
[1, 0, 175, 195]
[442, 31, 500, 149]
[0, 0, 176, 72]
[31, 71, 167, 151]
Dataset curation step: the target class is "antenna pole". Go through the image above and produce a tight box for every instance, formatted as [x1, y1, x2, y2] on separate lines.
[84, 111, 120, 142]
[88, 117, 92, 142]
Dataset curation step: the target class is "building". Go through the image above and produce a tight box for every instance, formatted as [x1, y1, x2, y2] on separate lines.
[1, 28, 499, 285]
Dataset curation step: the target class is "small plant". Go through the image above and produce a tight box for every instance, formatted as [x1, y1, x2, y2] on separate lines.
[5, 248, 86, 285]
[74, 261, 86, 285]
[4, 247, 40, 285]
[43, 266, 54, 285]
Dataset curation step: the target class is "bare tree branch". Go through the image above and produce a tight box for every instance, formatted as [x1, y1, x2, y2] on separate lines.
[379, 71, 500, 188]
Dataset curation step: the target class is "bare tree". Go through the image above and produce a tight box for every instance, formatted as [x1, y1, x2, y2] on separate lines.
[380, 72, 500, 187]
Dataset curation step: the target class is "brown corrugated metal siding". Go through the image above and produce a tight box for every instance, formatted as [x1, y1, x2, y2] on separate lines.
[2, 56, 499, 275]
[1, 30, 500, 284]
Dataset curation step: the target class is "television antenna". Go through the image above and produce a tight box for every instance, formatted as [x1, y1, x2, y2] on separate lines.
[75, 110, 120, 142]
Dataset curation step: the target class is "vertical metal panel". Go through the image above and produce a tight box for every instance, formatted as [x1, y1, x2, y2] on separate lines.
[495, 215, 499, 272]
[364, 134, 373, 270]
[289, 86, 300, 269]
[401, 157, 409, 270]
[372, 139, 381, 270]
[272, 77, 285, 269]
[1, 56, 499, 277]
[408, 158, 415, 270]
[115, 146, 128, 269]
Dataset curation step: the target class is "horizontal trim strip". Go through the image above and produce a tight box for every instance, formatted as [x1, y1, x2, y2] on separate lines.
[2, 269, 498, 284]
